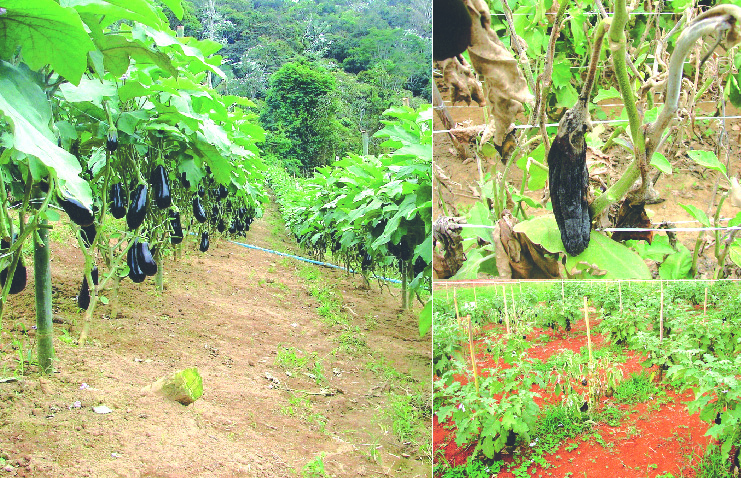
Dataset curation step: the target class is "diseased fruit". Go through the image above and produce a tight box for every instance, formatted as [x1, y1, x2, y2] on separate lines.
[0, 234, 26, 294]
[548, 105, 591, 256]
[169, 210, 184, 245]
[127, 241, 146, 283]
[109, 183, 127, 219]
[127, 184, 148, 230]
[137, 241, 157, 276]
[199, 231, 209, 252]
[151, 165, 171, 209]
[58, 195, 94, 227]
[193, 197, 207, 223]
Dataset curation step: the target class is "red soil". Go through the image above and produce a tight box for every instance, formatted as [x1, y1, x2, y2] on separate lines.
[434, 320, 716, 477]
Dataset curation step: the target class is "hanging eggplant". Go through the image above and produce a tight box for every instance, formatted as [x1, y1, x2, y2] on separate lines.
[217, 184, 228, 199]
[169, 210, 184, 244]
[0, 234, 26, 294]
[127, 241, 146, 283]
[136, 241, 157, 276]
[106, 127, 118, 153]
[217, 219, 226, 233]
[199, 231, 209, 252]
[193, 197, 207, 223]
[127, 184, 148, 230]
[179, 172, 191, 189]
[151, 165, 171, 209]
[58, 195, 94, 227]
[198, 186, 205, 198]
[81, 224, 97, 248]
[77, 275, 90, 310]
[109, 183, 127, 219]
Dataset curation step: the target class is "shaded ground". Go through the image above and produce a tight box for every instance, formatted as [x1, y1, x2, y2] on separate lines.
[0, 199, 431, 478]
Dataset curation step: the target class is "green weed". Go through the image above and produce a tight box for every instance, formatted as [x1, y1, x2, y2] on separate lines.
[302, 453, 328, 478]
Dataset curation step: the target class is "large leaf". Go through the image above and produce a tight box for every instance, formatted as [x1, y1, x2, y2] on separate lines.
[679, 203, 711, 228]
[0, 61, 91, 205]
[0, 0, 94, 85]
[658, 243, 693, 279]
[687, 150, 728, 178]
[450, 245, 499, 280]
[513, 215, 651, 279]
[58, 76, 117, 106]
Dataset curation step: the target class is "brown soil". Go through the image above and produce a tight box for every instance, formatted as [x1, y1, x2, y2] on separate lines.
[433, 314, 718, 477]
[0, 200, 431, 478]
[433, 77, 741, 278]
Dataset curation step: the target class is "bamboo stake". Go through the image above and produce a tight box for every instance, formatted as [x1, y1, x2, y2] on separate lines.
[659, 281, 664, 345]
[503, 285, 510, 337]
[584, 296, 593, 364]
[468, 314, 480, 394]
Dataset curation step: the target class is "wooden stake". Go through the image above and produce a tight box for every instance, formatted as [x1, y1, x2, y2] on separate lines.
[659, 281, 664, 344]
[503, 285, 510, 337]
[468, 314, 480, 394]
[584, 296, 593, 364]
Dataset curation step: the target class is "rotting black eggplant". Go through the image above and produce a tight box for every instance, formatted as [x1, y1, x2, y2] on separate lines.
[548, 105, 591, 256]
[137, 241, 157, 276]
[81, 224, 97, 248]
[199, 231, 209, 252]
[151, 165, 171, 209]
[0, 234, 26, 294]
[547, 21, 607, 257]
[58, 195, 95, 227]
[127, 184, 148, 230]
[193, 197, 207, 223]
[127, 241, 146, 283]
[109, 183, 127, 219]
[169, 210, 184, 245]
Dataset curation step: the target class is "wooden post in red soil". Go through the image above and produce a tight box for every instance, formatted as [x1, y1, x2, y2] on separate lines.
[659, 280, 664, 345]
[468, 313, 480, 395]
[453, 287, 459, 323]
[584, 296, 593, 363]
[503, 285, 510, 337]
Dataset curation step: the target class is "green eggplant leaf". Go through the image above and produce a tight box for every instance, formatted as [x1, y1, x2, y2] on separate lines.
[0, 61, 92, 205]
[0, 0, 94, 85]
[513, 215, 651, 279]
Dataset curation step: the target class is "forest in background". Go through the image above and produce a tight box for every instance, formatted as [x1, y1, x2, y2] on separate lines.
[160, 0, 432, 173]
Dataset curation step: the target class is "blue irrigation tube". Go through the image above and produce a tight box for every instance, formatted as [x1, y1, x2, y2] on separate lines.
[229, 240, 402, 284]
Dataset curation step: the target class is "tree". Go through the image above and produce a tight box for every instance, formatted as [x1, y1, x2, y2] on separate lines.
[261, 61, 339, 173]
